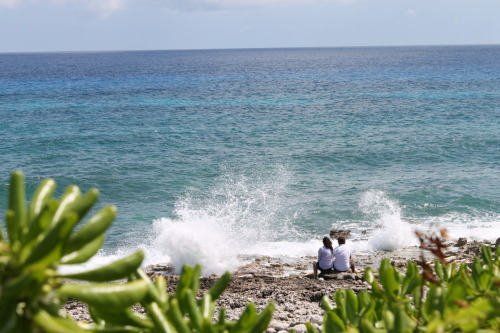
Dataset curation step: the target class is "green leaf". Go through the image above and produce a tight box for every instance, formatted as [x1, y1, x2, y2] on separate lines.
[305, 322, 319, 333]
[364, 267, 375, 284]
[232, 303, 257, 331]
[401, 261, 420, 296]
[392, 307, 416, 333]
[154, 275, 168, 306]
[383, 310, 394, 331]
[23, 212, 80, 268]
[249, 303, 275, 333]
[345, 289, 359, 325]
[60, 233, 105, 265]
[0, 302, 18, 333]
[445, 279, 467, 308]
[199, 294, 214, 320]
[166, 299, 190, 333]
[23, 198, 57, 253]
[184, 289, 202, 330]
[208, 271, 231, 301]
[59, 250, 144, 282]
[322, 295, 334, 311]
[1, 272, 35, 299]
[89, 306, 154, 329]
[33, 309, 87, 333]
[324, 311, 346, 333]
[335, 290, 348, 324]
[148, 302, 175, 333]
[58, 280, 148, 309]
[379, 259, 399, 301]
[71, 188, 99, 220]
[63, 205, 116, 255]
[27, 177, 56, 231]
[8, 171, 26, 244]
[480, 245, 493, 267]
[51, 185, 81, 226]
[176, 265, 194, 301]
[434, 260, 444, 281]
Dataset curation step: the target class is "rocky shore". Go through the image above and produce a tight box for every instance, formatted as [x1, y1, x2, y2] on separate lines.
[63, 238, 496, 332]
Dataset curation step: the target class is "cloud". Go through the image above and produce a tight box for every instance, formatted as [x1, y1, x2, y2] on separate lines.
[0, 0, 357, 16]
[405, 8, 417, 16]
[79, 0, 125, 19]
[0, 0, 21, 8]
[0, 0, 126, 18]
[154, 0, 358, 12]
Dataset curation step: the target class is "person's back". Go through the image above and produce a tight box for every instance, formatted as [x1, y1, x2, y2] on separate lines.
[318, 245, 334, 270]
[312, 236, 334, 278]
[333, 236, 356, 273]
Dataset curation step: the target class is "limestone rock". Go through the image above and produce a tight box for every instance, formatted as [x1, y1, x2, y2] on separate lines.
[291, 324, 307, 333]
[330, 229, 351, 239]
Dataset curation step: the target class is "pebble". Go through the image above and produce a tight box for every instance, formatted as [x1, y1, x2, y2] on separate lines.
[291, 324, 307, 333]
[309, 315, 323, 324]
[271, 320, 288, 331]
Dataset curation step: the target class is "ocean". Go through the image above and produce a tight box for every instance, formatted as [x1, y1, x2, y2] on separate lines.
[1, 45, 499, 275]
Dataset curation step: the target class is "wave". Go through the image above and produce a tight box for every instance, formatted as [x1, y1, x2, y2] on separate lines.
[145, 165, 303, 275]
[60, 184, 499, 276]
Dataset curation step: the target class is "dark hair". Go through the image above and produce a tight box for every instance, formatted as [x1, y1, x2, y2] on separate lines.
[338, 236, 346, 244]
[323, 236, 333, 253]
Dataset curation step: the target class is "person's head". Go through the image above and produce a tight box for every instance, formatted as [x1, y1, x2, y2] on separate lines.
[323, 236, 333, 252]
[337, 236, 346, 245]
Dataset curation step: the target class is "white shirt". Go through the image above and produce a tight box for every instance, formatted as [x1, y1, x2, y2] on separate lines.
[317, 246, 334, 270]
[333, 244, 352, 272]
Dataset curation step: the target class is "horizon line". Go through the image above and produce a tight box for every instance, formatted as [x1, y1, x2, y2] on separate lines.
[1, 42, 499, 55]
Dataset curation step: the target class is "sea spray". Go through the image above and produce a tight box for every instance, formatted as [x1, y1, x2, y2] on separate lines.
[148, 166, 302, 275]
[360, 190, 418, 251]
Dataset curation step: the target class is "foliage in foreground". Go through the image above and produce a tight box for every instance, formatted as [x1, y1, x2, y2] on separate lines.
[2, 170, 499, 333]
[0, 171, 273, 332]
[306, 232, 500, 333]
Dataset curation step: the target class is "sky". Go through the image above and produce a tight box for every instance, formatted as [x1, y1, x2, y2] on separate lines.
[0, 0, 499, 52]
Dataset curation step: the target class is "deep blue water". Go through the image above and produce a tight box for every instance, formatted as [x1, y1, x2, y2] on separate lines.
[1, 46, 499, 272]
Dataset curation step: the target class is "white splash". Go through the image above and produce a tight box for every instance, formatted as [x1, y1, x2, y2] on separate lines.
[147, 165, 302, 275]
[360, 190, 418, 251]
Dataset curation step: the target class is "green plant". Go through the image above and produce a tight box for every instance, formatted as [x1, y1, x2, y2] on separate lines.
[0, 171, 273, 332]
[307, 231, 500, 333]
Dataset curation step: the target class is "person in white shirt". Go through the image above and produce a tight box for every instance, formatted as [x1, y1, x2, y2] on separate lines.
[312, 236, 334, 278]
[332, 236, 357, 273]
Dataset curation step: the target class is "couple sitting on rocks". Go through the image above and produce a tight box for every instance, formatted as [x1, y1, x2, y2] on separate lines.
[313, 236, 356, 278]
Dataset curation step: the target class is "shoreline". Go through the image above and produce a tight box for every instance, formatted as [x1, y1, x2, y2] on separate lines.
[64, 238, 495, 332]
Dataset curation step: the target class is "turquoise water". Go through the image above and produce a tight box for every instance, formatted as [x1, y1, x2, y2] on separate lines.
[1, 46, 499, 274]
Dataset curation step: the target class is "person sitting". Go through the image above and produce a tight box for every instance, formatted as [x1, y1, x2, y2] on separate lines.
[332, 236, 357, 273]
[312, 236, 334, 278]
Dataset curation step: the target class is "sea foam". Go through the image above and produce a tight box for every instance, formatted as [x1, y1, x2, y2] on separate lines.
[359, 190, 419, 251]
[146, 166, 303, 275]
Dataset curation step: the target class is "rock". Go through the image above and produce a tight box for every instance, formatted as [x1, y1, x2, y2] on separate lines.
[456, 237, 467, 247]
[294, 309, 307, 316]
[273, 320, 289, 331]
[309, 315, 323, 325]
[266, 329, 277, 333]
[496, 238, 500, 247]
[291, 324, 307, 333]
[278, 313, 288, 321]
[330, 229, 351, 239]
[336, 273, 354, 280]
[446, 256, 457, 262]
